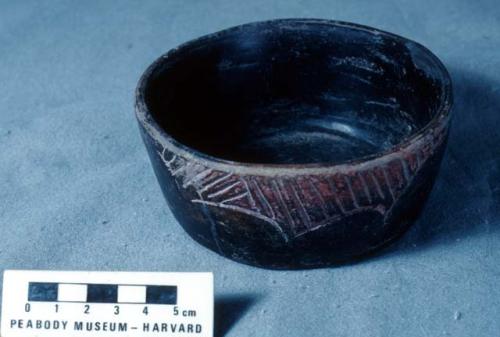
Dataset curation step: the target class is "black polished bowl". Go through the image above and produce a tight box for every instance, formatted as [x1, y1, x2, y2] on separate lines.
[135, 19, 453, 269]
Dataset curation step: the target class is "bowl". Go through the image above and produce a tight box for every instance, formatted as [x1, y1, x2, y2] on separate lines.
[135, 19, 453, 269]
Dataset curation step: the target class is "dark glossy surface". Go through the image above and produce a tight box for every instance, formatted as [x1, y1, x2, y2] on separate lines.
[136, 19, 452, 269]
[147, 22, 442, 165]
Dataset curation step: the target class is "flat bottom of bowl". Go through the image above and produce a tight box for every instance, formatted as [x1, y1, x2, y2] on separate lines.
[233, 110, 416, 165]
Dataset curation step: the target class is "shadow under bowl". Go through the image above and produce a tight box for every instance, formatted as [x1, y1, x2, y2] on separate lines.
[135, 19, 453, 269]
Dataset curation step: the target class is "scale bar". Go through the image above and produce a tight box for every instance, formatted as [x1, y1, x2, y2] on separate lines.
[28, 282, 177, 304]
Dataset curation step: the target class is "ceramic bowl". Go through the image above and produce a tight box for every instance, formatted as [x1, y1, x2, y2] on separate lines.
[135, 19, 453, 269]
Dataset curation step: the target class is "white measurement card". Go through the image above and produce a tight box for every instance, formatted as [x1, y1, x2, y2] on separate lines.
[1, 270, 213, 337]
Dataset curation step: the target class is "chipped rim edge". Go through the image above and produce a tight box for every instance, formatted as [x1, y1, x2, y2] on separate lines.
[134, 18, 453, 177]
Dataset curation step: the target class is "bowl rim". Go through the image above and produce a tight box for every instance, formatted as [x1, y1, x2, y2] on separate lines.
[135, 18, 453, 176]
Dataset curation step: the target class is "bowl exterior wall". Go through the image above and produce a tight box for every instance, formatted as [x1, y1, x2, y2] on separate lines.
[137, 114, 450, 269]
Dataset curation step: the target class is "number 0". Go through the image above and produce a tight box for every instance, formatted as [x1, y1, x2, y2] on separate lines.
[25, 303, 31, 312]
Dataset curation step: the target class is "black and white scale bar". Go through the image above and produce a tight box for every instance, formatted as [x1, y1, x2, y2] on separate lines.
[28, 282, 177, 305]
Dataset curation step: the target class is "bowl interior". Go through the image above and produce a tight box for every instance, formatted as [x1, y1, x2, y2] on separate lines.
[144, 20, 450, 165]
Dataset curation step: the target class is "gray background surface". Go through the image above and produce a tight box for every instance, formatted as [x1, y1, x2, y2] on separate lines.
[1, 1, 499, 336]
